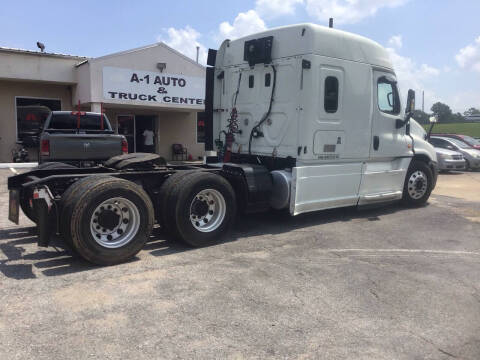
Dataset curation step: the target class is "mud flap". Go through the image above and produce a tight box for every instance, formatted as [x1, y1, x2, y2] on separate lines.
[33, 199, 54, 247]
[8, 189, 20, 225]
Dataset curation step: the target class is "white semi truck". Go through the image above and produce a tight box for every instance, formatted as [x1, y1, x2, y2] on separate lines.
[8, 24, 437, 265]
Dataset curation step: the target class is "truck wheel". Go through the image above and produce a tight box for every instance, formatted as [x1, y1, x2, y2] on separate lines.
[65, 177, 154, 265]
[157, 170, 198, 235]
[174, 172, 236, 247]
[401, 160, 433, 207]
[59, 176, 110, 249]
[20, 162, 78, 223]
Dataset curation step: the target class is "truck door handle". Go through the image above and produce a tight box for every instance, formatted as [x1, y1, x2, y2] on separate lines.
[373, 136, 380, 150]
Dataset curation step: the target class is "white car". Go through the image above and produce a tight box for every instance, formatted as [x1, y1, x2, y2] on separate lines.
[429, 136, 480, 170]
[433, 147, 465, 172]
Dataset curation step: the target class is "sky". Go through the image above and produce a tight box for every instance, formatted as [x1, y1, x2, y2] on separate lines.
[1, 0, 479, 113]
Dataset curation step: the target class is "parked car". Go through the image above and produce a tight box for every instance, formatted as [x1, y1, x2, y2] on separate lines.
[432, 147, 465, 172]
[39, 111, 128, 166]
[17, 104, 51, 147]
[429, 136, 480, 170]
[431, 133, 480, 150]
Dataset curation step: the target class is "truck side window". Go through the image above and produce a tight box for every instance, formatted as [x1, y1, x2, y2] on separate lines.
[377, 77, 400, 115]
[324, 76, 339, 113]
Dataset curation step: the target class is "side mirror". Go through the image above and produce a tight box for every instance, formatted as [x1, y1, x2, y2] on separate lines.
[429, 115, 438, 123]
[400, 89, 416, 130]
[406, 89, 415, 114]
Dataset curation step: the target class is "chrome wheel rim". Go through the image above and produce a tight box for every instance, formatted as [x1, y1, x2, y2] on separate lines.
[189, 189, 226, 233]
[407, 170, 428, 200]
[90, 197, 140, 248]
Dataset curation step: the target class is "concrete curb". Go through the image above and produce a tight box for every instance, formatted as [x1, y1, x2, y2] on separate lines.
[0, 162, 38, 169]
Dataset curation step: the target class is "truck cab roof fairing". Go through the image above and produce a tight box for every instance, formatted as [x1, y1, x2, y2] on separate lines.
[217, 23, 394, 70]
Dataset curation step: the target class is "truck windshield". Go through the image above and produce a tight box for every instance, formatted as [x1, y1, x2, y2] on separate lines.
[48, 114, 110, 130]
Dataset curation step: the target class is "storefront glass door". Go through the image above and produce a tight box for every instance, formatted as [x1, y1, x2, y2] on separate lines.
[117, 115, 135, 153]
[117, 115, 156, 153]
[135, 115, 156, 153]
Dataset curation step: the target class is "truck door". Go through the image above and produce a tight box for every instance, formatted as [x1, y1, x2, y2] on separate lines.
[290, 58, 368, 216]
[358, 71, 413, 204]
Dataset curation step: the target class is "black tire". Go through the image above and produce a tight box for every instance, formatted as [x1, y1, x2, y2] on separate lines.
[59, 176, 110, 249]
[36, 162, 77, 170]
[465, 159, 470, 171]
[401, 160, 433, 207]
[64, 177, 154, 265]
[19, 162, 78, 223]
[174, 172, 236, 247]
[157, 170, 198, 235]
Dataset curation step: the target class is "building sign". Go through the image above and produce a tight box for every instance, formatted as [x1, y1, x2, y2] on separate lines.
[103, 66, 205, 106]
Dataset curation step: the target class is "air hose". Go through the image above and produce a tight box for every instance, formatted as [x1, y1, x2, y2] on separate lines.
[248, 64, 277, 155]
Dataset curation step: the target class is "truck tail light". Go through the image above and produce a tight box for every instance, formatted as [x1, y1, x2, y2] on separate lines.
[40, 139, 50, 156]
[121, 138, 128, 154]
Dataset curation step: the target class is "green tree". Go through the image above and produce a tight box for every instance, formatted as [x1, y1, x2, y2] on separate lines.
[431, 102, 452, 123]
[464, 107, 480, 116]
[451, 112, 465, 123]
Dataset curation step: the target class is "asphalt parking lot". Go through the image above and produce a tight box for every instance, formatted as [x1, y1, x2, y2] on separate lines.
[0, 168, 479, 359]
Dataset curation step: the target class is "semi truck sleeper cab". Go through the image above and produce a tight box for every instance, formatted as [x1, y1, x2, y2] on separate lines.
[8, 23, 437, 265]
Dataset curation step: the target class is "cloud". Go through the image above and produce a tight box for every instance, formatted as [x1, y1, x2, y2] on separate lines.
[455, 36, 480, 73]
[388, 35, 402, 49]
[419, 64, 440, 77]
[218, 10, 267, 40]
[304, 0, 409, 25]
[157, 26, 207, 64]
[255, 0, 303, 19]
[386, 44, 440, 111]
[449, 91, 480, 113]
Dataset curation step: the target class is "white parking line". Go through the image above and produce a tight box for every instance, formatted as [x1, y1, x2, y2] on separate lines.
[324, 248, 480, 256]
[9, 167, 19, 174]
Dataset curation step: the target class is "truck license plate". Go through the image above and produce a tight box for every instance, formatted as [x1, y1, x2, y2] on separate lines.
[9, 189, 20, 225]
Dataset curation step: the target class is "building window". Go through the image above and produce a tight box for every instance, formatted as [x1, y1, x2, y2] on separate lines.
[324, 76, 339, 113]
[377, 76, 400, 115]
[16, 97, 61, 146]
[197, 112, 206, 143]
